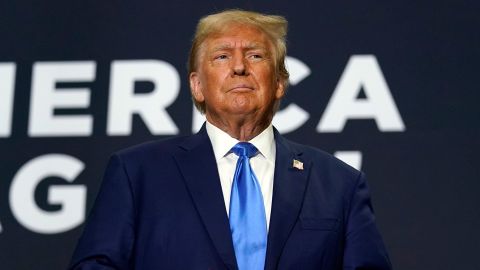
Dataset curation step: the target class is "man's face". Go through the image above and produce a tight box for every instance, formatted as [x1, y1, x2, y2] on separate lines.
[190, 24, 285, 124]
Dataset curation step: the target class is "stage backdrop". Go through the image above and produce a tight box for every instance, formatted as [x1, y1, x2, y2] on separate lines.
[1, 1, 479, 269]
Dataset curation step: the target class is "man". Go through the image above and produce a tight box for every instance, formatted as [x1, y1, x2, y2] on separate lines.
[70, 9, 392, 270]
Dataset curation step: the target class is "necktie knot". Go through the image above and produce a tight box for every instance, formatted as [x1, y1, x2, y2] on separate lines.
[231, 142, 258, 158]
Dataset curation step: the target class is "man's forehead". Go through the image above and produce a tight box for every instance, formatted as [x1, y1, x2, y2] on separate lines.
[206, 35, 272, 52]
[210, 41, 268, 51]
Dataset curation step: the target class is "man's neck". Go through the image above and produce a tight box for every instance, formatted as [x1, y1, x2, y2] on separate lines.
[205, 114, 271, 141]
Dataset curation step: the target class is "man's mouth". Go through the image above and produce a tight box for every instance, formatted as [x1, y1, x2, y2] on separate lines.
[229, 84, 254, 92]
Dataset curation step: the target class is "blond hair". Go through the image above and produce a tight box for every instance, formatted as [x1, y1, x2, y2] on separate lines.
[188, 9, 289, 113]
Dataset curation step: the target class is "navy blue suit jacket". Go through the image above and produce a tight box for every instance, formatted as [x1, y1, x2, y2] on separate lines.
[70, 126, 391, 270]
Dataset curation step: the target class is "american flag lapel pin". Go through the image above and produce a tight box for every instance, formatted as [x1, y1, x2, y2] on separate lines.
[292, 159, 304, 170]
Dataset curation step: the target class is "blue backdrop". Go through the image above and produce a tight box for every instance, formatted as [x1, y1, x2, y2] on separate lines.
[0, 1, 479, 269]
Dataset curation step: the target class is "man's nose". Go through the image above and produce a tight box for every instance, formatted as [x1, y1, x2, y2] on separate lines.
[231, 53, 248, 76]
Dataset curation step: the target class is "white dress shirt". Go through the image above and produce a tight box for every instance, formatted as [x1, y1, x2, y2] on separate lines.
[206, 121, 275, 230]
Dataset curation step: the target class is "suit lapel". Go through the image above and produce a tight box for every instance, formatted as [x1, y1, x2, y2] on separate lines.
[265, 131, 310, 270]
[173, 126, 238, 270]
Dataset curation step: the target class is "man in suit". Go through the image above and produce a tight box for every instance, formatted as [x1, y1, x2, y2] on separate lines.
[70, 9, 392, 270]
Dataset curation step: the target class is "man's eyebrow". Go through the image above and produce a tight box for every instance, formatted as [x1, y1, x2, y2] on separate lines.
[211, 43, 268, 52]
[244, 44, 268, 51]
[211, 44, 233, 51]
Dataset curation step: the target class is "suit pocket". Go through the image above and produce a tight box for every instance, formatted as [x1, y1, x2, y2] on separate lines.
[299, 217, 339, 231]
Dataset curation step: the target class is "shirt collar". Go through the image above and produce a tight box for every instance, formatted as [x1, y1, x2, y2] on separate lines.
[205, 120, 275, 161]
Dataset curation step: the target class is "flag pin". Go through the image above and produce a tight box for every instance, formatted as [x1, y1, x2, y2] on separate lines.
[292, 159, 304, 170]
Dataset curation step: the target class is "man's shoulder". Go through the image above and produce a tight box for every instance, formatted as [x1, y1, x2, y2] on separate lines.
[281, 136, 360, 177]
[113, 135, 194, 162]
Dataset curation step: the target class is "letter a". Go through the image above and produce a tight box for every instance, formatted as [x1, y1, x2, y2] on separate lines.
[317, 55, 405, 132]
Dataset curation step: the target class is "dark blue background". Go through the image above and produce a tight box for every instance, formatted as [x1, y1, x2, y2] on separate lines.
[0, 1, 479, 269]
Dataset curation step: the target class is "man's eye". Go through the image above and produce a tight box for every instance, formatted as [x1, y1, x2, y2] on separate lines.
[249, 54, 263, 60]
[215, 54, 228, 60]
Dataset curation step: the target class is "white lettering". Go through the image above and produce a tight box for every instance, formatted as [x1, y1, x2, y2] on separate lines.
[334, 151, 362, 170]
[107, 60, 180, 135]
[317, 55, 405, 132]
[192, 105, 205, 133]
[0, 63, 16, 137]
[29, 62, 95, 137]
[9, 154, 86, 234]
[273, 56, 311, 133]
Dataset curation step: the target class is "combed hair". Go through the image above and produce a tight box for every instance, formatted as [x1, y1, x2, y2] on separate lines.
[188, 9, 289, 113]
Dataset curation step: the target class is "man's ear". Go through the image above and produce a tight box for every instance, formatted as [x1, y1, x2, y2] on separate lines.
[189, 72, 205, 102]
[275, 78, 286, 99]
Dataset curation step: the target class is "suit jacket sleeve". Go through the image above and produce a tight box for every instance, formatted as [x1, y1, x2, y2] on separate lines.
[69, 154, 135, 270]
[343, 172, 392, 270]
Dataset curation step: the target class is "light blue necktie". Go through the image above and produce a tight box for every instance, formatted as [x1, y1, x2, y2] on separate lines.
[229, 142, 267, 270]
